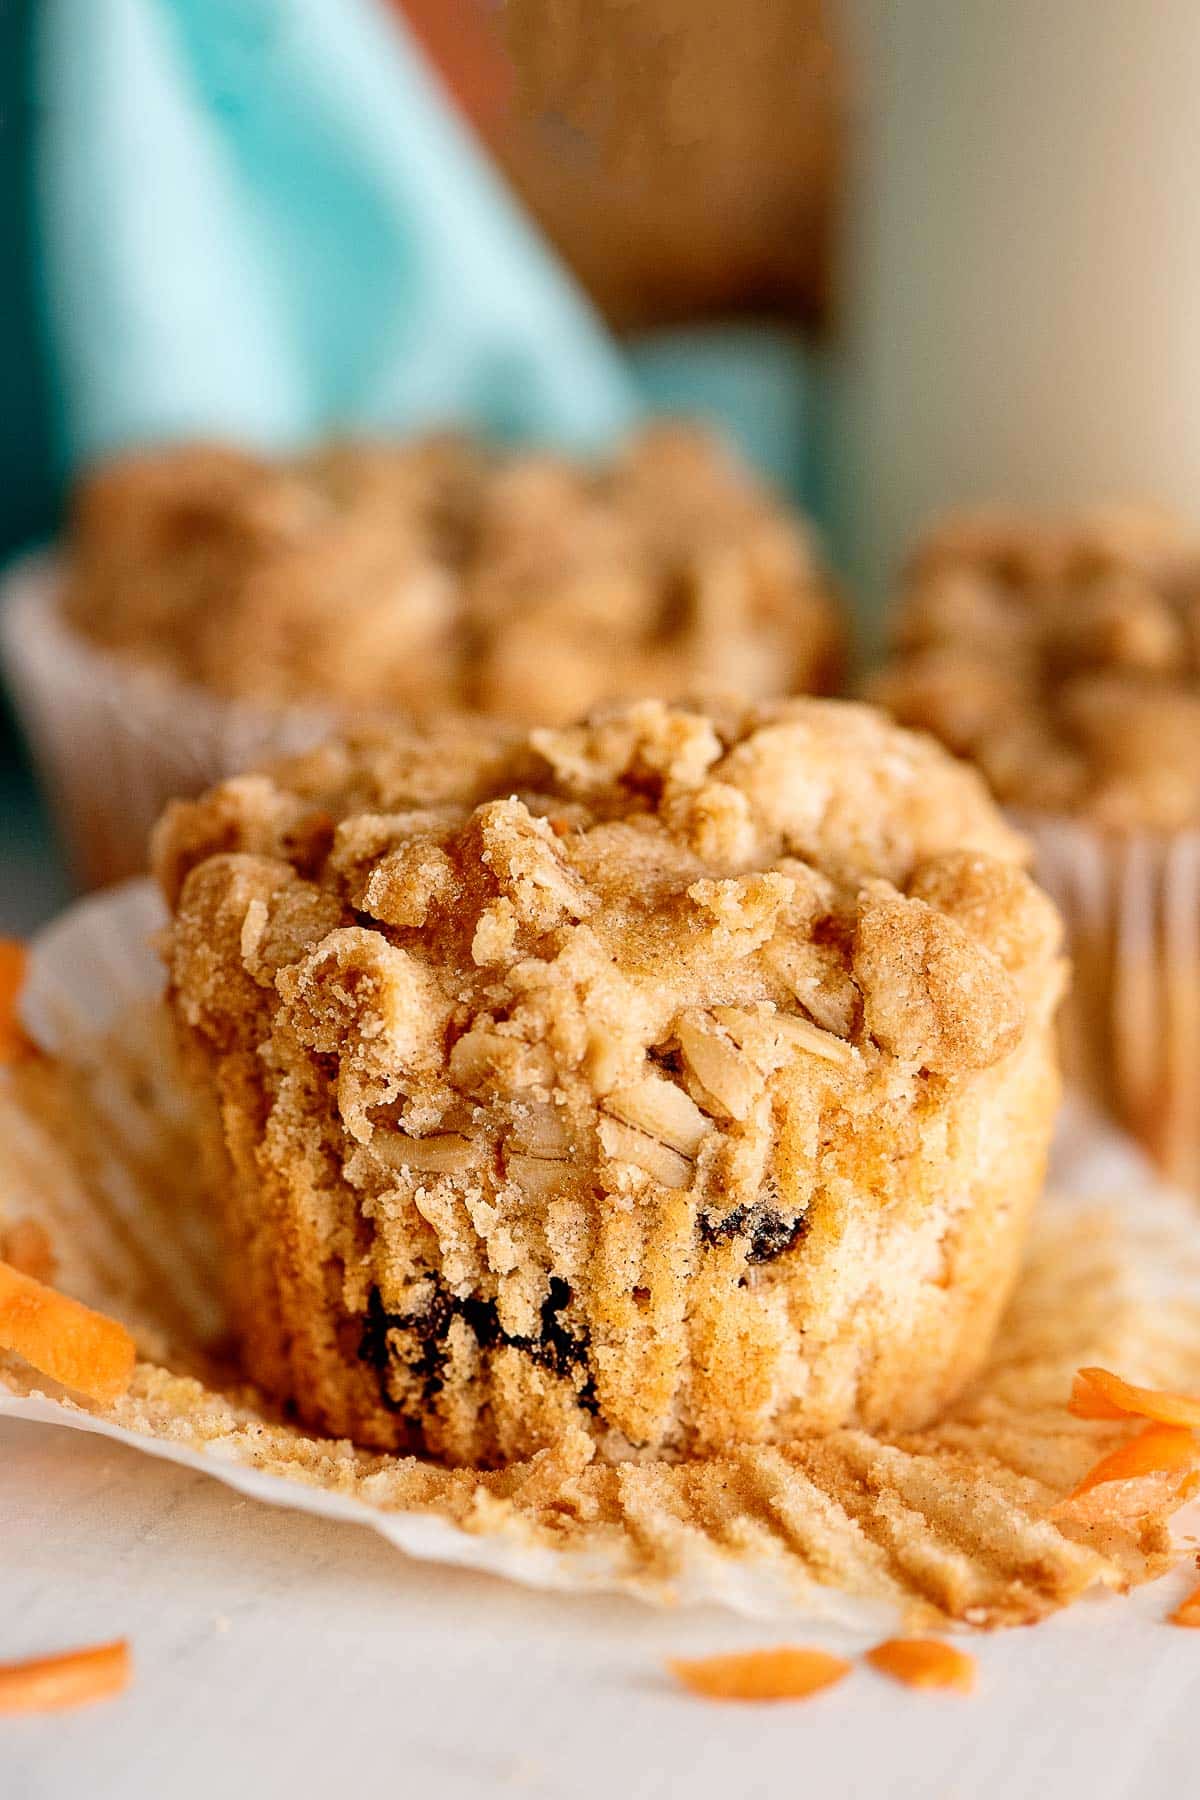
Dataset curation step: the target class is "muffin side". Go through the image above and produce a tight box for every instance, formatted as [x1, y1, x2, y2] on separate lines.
[155, 699, 1064, 1464]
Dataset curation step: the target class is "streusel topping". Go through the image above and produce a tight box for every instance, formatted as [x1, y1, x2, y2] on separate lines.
[66, 426, 842, 724]
[872, 507, 1200, 830]
[157, 696, 1044, 1092]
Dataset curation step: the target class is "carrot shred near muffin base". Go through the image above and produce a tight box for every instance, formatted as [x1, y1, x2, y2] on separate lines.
[667, 1647, 851, 1702]
[865, 1638, 977, 1693]
[1068, 1366, 1200, 1429]
[0, 1261, 136, 1403]
[0, 1217, 56, 1284]
[0, 939, 29, 1064]
[1050, 1422, 1200, 1522]
[1169, 1579, 1200, 1628]
[0, 1640, 131, 1714]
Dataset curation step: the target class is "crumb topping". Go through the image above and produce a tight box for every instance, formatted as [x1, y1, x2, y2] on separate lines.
[65, 426, 842, 724]
[872, 506, 1200, 830]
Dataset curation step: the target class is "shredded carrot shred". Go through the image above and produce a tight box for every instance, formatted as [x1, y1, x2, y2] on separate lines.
[0, 1218, 56, 1285]
[1169, 1579, 1200, 1628]
[0, 1261, 136, 1403]
[1067, 1423, 1199, 1497]
[1069, 1366, 1200, 1429]
[865, 1638, 977, 1693]
[1051, 1422, 1200, 1519]
[668, 1647, 852, 1702]
[0, 1640, 131, 1714]
[0, 939, 29, 1064]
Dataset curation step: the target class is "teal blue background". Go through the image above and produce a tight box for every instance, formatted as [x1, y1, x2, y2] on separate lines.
[0, 0, 67, 922]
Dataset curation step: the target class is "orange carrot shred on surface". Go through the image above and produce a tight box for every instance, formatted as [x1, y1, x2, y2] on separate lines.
[865, 1638, 977, 1694]
[0, 1261, 136, 1404]
[1050, 1422, 1200, 1519]
[0, 1640, 131, 1715]
[0, 939, 29, 1064]
[1069, 1366, 1200, 1430]
[1170, 1580, 1200, 1628]
[0, 1218, 56, 1286]
[667, 1647, 852, 1703]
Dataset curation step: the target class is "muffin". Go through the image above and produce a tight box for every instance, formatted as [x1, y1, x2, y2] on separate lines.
[1, 425, 843, 889]
[873, 506, 1200, 1188]
[153, 697, 1064, 1465]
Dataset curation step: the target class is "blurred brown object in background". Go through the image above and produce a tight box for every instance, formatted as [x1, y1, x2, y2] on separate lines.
[397, 0, 841, 331]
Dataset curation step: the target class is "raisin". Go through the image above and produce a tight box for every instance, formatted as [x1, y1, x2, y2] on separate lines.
[357, 1272, 597, 1421]
[698, 1200, 809, 1265]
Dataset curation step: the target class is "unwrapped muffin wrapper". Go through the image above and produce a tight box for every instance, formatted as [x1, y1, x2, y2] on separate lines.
[1021, 813, 1200, 1195]
[3, 881, 1200, 1627]
[0, 553, 339, 889]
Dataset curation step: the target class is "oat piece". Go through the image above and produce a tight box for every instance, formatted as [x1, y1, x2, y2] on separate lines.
[154, 697, 1064, 1465]
[872, 506, 1200, 831]
[65, 427, 842, 726]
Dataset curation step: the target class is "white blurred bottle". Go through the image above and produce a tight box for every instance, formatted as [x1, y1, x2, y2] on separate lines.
[832, 0, 1200, 636]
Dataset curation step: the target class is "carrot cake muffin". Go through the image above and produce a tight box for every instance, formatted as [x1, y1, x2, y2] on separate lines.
[873, 506, 1200, 1186]
[153, 697, 1064, 1465]
[64, 426, 843, 726]
[872, 507, 1200, 831]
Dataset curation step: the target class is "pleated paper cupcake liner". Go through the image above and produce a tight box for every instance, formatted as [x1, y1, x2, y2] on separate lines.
[0, 554, 339, 889]
[2, 881, 1200, 1626]
[1021, 813, 1200, 1196]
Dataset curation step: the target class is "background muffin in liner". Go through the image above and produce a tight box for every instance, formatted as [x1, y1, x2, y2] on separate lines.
[0, 428, 843, 890]
[0, 550, 337, 892]
[872, 506, 1200, 1192]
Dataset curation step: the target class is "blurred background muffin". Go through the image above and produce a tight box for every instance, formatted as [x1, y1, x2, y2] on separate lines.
[873, 506, 1200, 1189]
[3, 424, 843, 888]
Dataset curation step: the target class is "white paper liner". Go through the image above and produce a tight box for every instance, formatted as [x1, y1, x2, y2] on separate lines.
[3, 881, 1200, 1625]
[0, 553, 339, 889]
[1020, 811, 1200, 1193]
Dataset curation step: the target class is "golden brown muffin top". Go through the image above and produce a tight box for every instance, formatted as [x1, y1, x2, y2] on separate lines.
[65, 426, 843, 726]
[872, 507, 1200, 831]
[156, 697, 1058, 1122]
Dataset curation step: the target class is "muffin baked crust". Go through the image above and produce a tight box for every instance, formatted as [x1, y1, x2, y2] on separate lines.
[155, 698, 1064, 1465]
[65, 427, 842, 726]
[873, 507, 1200, 831]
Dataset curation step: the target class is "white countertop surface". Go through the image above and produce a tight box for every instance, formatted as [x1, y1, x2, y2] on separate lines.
[4, 1413, 1199, 1800]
